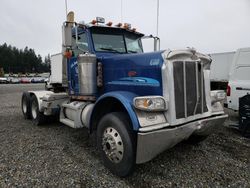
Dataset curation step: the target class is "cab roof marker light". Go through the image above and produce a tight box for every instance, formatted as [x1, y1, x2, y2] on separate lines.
[124, 23, 131, 29]
[132, 28, 137, 32]
[116, 23, 122, 27]
[91, 20, 97, 25]
[106, 22, 113, 26]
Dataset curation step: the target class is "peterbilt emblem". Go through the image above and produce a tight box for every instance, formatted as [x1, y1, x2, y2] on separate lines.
[150, 59, 160, 66]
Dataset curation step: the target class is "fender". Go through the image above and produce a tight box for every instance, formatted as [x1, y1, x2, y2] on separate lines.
[29, 90, 54, 111]
[90, 91, 140, 131]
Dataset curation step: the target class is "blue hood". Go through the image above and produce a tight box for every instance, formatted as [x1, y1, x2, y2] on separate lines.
[99, 51, 165, 96]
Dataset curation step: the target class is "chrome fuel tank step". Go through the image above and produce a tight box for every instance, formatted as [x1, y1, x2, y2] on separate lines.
[60, 101, 94, 128]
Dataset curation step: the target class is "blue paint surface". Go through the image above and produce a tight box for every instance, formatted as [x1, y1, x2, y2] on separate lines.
[100, 51, 164, 96]
[68, 51, 164, 97]
[91, 91, 140, 130]
[67, 57, 79, 95]
[67, 26, 165, 130]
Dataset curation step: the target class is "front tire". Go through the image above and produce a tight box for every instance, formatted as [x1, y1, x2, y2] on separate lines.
[30, 95, 46, 125]
[97, 112, 136, 177]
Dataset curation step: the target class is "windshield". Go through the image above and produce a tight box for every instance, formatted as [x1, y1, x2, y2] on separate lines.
[91, 27, 143, 54]
[125, 35, 143, 53]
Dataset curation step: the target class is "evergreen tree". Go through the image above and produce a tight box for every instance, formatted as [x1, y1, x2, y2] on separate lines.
[0, 43, 50, 73]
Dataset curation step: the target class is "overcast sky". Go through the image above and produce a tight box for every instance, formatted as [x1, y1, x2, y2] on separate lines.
[0, 0, 250, 58]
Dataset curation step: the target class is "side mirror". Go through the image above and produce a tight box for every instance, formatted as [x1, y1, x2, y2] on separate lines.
[141, 35, 160, 52]
[62, 11, 75, 47]
[62, 23, 72, 47]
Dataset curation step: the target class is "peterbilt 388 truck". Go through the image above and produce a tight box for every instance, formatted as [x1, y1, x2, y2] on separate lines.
[21, 13, 228, 177]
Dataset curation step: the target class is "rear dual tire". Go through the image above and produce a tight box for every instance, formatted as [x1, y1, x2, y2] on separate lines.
[21, 92, 32, 119]
[30, 95, 46, 125]
[21, 93, 45, 125]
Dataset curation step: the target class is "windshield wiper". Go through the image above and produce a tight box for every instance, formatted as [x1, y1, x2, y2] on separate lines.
[128, 50, 138, 53]
[99, 48, 123, 53]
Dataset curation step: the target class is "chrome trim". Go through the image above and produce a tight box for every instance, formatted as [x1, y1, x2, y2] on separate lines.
[183, 61, 187, 118]
[139, 122, 170, 132]
[193, 61, 200, 115]
[136, 114, 228, 164]
[201, 62, 204, 113]
[161, 50, 214, 126]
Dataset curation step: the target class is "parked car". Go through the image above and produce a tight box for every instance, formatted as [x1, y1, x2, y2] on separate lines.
[20, 77, 31, 84]
[0, 77, 8, 84]
[31, 77, 45, 83]
[9, 77, 20, 84]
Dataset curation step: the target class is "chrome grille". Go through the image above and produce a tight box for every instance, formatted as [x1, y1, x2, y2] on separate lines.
[173, 61, 208, 119]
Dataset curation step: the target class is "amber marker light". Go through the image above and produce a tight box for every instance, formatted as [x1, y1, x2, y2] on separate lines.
[106, 22, 113, 26]
[123, 23, 131, 29]
[132, 28, 137, 32]
[91, 20, 97, 25]
[116, 23, 122, 27]
[64, 51, 72, 59]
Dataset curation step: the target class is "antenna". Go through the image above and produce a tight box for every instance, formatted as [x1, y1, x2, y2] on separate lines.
[156, 0, 159, 37]
[65, 0, 68, 19]
[121, 0, 123, 22]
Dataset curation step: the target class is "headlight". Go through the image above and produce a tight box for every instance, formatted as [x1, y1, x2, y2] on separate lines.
[211, 90, 226, 104]
[133, 96, 167, 111]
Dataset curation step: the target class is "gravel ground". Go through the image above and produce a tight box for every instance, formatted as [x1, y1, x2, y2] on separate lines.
[0, 84, 249, 187]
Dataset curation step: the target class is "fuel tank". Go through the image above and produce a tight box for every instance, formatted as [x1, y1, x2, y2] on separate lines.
[78, 54, 97, 95]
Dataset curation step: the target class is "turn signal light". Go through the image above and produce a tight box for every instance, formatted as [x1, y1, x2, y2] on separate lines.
[106, 22, 113, 26]
[134, 96, 167, 111]
[91, 20, 97, 25]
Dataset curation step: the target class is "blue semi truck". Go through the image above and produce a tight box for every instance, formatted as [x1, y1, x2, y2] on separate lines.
[21, 13, 228, 177]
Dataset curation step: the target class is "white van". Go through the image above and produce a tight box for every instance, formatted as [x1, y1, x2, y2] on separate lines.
[210, 52, 235, 90]
[227, 48, 250, 111]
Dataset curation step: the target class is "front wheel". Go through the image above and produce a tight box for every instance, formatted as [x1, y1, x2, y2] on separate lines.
[97, 112, 136, 177]
[30, 95, 46, 125]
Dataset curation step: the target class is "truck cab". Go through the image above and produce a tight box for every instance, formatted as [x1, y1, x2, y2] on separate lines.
[21, 14, 228, 177]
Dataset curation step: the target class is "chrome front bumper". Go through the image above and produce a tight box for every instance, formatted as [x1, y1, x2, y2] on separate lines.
[136, 114, 228, 164]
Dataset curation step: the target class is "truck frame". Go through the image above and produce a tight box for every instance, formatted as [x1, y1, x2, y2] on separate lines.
[21, 13, 227, 177]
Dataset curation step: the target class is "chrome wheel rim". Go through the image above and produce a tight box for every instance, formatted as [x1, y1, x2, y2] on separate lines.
[22, 98, 27, 113]
[31, 101, 38, 119]
[102, 127, 124, 163]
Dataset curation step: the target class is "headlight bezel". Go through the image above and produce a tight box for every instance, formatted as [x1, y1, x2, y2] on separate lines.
[133, 96, 167, 111]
